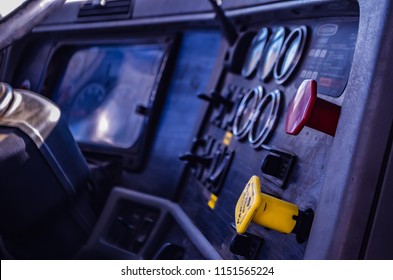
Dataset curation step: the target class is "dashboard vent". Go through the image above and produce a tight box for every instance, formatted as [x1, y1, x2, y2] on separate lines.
[78, 0, 133, 21]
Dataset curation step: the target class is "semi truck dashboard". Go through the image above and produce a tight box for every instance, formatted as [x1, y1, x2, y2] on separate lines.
[1, 0, 393, 260]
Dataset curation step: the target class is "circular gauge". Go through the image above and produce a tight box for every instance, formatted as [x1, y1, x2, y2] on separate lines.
[67, 51, 86, 81]
[241, 27, 270, 78]
[274, 26, 308, 84]
[248, 89, 282, 149]
[233, 86, 264, 139]
[92, 85, 145, 149]
[258, 27, 287, 82]
[69, 83, 106, 122]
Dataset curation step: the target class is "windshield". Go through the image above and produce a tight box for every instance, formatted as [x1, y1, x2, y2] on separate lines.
[0, 0, 26, 18]
[0, 0, 85, 19]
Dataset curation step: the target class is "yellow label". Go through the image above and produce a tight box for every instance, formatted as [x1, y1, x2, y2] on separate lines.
[223, 131, 233, 146]
[234, 176, 299, 234]
[235, 176, 262, 233]
[208, 193, 218, 210]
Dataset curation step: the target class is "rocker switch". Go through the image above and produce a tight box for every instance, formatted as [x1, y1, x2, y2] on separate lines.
[261, 154, 285, 179]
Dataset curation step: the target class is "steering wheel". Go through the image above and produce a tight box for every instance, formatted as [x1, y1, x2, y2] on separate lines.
[0, 0, 65, 51]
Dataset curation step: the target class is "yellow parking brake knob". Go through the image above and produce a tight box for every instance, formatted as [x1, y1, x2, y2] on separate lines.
[235, 176, 313, 242]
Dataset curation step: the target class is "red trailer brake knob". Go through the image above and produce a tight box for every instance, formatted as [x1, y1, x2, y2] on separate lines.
[285, 79, 341, 136]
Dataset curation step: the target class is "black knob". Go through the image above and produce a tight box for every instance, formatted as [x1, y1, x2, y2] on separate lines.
[261, 154, 285, 178]
[198, 91, 233, 109]
[206, 148, 234, 194]
[230, 233, 264, 259]
[292, 209, 314, 244]
[135, 105, 149, 116]
[260, 147, 296, 189]
[179, 153, 212, 167]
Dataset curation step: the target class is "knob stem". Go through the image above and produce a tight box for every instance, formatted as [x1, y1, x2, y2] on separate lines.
[253, 192, 298, 234]
[307, 97, 341, 136]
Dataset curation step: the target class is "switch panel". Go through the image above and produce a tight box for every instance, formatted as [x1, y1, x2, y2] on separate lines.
[105, 201, 159, 254]
[178, 13, 358, 260]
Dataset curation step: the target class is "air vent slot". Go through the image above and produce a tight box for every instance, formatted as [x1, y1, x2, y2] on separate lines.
[78, 0, 133, 21]
[105, 200, 160, 254]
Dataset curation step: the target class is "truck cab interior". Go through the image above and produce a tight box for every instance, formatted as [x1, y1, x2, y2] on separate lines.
[1, 0, 393, 260]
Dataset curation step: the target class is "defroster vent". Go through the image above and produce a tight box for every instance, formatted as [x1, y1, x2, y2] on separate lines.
[78, 0, 133, 21]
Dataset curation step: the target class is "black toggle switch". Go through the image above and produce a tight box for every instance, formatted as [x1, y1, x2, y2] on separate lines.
[230, 233, 264, 259]
[192, 137, 207, 147]
[179, 152, 212, 168]
[205, 147, 234, 194]
[292, 209, 314, 244]
[262, 154, 286, 178]
[261, 146, 296, 189]
[135, 104, 149, 116]
[198, 91, 233, 110]
[223, 89, 244, 129]
[182, 136, 216, 179]
[203, 88, 236, 129]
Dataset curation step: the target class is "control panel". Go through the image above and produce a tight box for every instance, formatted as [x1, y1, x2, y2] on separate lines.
[4, 0, 393, 261]
[179, 12, 359, 259]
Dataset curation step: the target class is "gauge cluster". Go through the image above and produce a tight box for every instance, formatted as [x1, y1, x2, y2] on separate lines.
[240, 18, 357, 96]
[179, 17, 358, 259]
[4, 0, 393, 261]
[50, 45, 166, 149]
[242, 25, 308, 85]
[38, 38, 176, 170]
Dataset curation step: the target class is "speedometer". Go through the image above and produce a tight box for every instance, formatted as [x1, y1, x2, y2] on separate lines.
[274, 26, 308, 84]
[69, 82, 106, 122]
[258, 27, 287, 82]
[241, 27, 270, 78]
[233, 86, 264, 139]
[248, 89, 282, 148]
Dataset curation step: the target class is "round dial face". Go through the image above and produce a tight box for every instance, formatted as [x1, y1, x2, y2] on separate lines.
[282, 37, 300, 74]
[258, 27, 286, 82]
[241, 28, 270, 78]
[68, 83, 106, 123]
[248, 90, 282, 149]
[233, 86, 264, 139]
[274, 26, 308, 84]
